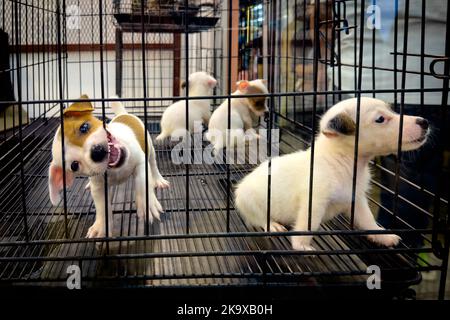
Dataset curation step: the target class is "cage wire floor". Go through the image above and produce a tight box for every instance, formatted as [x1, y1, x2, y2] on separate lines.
[0, 116, 434, 295]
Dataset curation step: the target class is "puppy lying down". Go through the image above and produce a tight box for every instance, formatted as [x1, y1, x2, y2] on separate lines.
[49, 95, 169, 238]
[235, 97, 430, 250]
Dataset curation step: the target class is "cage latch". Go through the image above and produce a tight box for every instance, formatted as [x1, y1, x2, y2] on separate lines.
[430, 57, 450, 79]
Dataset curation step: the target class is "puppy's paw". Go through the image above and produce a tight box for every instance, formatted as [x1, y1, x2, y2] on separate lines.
[265, 221, 287, 233]
[155, 177, 170, 189]
[367, 233, 401, 247]
[136, 205, 154, 224]
[247, 134, 260, 142]
[245, 130, 260, 141]
[86, 221, 105, 238]
[136, 195, 163, 223]
[150, 200, 163, 221]
[154, 196, 163, 214]
[291, 236, 316, 252]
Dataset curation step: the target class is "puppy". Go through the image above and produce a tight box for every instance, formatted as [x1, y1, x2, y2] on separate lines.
[235, 97, 430, 250]
[156, 71, 217, 141]
[205, 79, 268, 152]
[48, 95, 169, 238]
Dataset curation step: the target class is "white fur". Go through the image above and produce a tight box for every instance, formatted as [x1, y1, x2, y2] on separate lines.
[156, 71, 217, 141]
[49, 97, 168, 238]
[206, 79, 268, 152]
[235, 97, 430, 251]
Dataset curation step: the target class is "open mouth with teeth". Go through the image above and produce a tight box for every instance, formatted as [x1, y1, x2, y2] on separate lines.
[106, 131, 126, 168]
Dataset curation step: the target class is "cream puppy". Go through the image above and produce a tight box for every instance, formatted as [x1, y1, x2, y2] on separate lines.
[156, 71, 217, 141]
[235, 97, 430, 251]
[205, 79, 268, 151]
[49, 95, 169, 238]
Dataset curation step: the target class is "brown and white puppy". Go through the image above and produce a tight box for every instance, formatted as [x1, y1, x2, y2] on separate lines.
[235, 97, 430, 251]
[49, 95, 169, 238]
[205, 79, 269, 152]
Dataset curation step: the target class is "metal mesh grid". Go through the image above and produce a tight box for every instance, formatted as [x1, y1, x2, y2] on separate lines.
[0, 117, 439, 291]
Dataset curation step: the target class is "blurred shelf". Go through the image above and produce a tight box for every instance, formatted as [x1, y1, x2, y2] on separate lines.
[114, 5, 220, 33]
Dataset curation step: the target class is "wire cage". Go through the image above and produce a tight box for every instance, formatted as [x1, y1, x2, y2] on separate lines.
[0, 0, 449, 300]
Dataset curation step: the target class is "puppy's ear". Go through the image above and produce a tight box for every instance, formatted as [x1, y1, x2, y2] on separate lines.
[207, 77, 217, 88]
[237, 80, 250, 92]
[48, 161, 74, 206]
[322, 113, 356, 138]
[64, 95, 94, 117]
[180, 80, 187, 90]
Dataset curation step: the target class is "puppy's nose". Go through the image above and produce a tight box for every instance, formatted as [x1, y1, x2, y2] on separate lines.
[91, 144, 108, 163]
[416, 118, 429, 130]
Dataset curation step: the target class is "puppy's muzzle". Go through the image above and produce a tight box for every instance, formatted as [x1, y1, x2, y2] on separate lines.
[416, 117, 429, 131]
[91, 144, 108, 162]
[417, 117, 430, 141]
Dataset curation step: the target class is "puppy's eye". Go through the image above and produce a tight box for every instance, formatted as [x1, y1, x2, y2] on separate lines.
[71, 161, 79, 172]
[79, 122, 90, 134]
[375, 116, 385, 124]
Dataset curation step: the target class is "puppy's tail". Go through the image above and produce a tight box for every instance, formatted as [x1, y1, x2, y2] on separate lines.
[110, 95, 127, 116]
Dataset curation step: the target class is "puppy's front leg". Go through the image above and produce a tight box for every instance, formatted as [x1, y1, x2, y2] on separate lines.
[147, 133, 170, 189]
[134, 162, 163, 225]
[86, 177, 113, 238]
[291, 199, 328, 251]
[243, 118, 260, 140]
[351, 197, 401, 247]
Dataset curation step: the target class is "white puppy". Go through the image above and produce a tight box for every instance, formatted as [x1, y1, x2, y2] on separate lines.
[48, 95, 169, 238]
[235, 97, 430, 250]
[205, 79, 268, 152]
[156, 71, 217, 141]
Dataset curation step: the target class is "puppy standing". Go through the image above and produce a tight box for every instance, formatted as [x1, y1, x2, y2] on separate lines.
[156, 71, 217, 141]
[205, 79, 268, 152]
[49, 95, 169, 238]
[235, 97, 430, 250]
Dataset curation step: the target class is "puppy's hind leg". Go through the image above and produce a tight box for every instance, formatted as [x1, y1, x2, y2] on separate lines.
[265, 221, 288, 233]
[235, 186, 286, 232]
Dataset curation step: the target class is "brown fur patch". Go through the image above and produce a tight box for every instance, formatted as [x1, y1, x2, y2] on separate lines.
[63, 113, 103, 148]
[62, 97, 103, 147]
[327, 113, 356, 135]
[246, 85, 267, 112]
[111, 114, 149, 154]
[63, 96, 94, 117]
